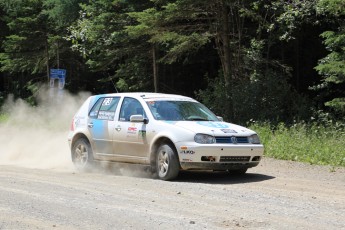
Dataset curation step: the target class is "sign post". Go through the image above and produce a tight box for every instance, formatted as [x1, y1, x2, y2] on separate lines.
[49, 68, 66, 101]
[50, 69, 66, 89]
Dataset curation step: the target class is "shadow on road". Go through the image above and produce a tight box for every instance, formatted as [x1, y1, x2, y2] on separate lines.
[92, 161, 275, 184]
[176, 170, 275, 184]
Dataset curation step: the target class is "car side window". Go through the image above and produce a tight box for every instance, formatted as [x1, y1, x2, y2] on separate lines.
[119, 97, 146, 121]
[89, 97, 120, 120]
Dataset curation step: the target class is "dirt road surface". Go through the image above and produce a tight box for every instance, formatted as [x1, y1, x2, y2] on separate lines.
[0, 158, 344, 230]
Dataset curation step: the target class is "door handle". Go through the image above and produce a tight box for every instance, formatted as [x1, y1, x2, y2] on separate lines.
[88, 123, 93, 128]
[115, 126, 121, 131]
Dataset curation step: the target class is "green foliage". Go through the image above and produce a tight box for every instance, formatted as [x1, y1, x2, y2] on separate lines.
[114, 56, 152, 92]
[68, 0, 153, 91]
[23, 80, 41, 105]
[126, 1, 212, 64]
[316, 31, 345, 84]
[325, 98, 345, 112]
[0, 0, 87, 102]
[197, 70, 311, 124]
[250, 122, 345, 167]
[0, 0, 48, 74]
[43, 0, 85, 29]
[196, 74, 228, 119]
[197, 37, 312, 124]
[315, 0, 345, 114]
[115, 78, 129, 92]
[241, 0, 317, 42]
[317, 0, 345, 16]
[0, 0, 84, 74]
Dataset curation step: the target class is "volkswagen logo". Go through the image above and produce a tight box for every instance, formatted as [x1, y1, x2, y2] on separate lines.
[231, 136, 238, 144]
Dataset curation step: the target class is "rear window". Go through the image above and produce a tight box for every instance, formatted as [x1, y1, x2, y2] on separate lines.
[89, 97, 120, 120]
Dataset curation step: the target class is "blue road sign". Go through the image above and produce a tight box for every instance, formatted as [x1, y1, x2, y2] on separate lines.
[50, 69, 66, 89]
[50, 69, 66, 79]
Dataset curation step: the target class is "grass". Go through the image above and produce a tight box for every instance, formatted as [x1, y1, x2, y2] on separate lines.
[0, 113, 9, 123]
[250, 122, 345, 167]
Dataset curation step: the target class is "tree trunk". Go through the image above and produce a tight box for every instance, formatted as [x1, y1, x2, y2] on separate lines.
[217, 0, 233, 120]
[56, 41, 60, 69]
[220, 0, 231, 87]
[46, 37, 50, 83]
[152, 45, 159, 92]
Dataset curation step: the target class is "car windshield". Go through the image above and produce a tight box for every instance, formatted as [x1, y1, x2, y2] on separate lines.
[146, 100, 219, 121]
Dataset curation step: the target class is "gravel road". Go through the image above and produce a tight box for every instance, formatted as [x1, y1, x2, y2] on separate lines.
[0, 158, 344, 230]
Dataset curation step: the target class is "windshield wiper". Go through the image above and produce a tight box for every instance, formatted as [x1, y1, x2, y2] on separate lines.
[186, 116, 211, 121]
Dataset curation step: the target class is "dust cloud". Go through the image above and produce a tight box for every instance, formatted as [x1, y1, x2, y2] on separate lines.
[0, 86, 90, 171]
[0, 87, 153, 178]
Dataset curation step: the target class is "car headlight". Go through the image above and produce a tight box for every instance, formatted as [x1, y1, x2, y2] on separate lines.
[194, 134, 216, 144]
[248, 134, 261, 144]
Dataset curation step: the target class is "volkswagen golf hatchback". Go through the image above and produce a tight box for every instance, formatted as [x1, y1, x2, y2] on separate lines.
[68, 93, 264, 180]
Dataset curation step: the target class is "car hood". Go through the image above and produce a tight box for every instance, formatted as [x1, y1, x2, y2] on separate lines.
[162, 121, 256, 136]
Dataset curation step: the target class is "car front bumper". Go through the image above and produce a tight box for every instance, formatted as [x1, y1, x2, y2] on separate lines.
[176, 143, 264, 170]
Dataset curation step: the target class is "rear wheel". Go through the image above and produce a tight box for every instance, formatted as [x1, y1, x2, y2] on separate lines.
[156, 144, 180, 181]
[71, 138, 94, 171]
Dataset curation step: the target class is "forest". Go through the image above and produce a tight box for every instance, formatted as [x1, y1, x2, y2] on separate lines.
[0, 0, 344, 166]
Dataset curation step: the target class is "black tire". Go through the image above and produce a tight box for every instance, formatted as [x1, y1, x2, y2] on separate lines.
[156, 144, 180, 181]
[71, 138, 94, 171]
[228, 168, 248, 175]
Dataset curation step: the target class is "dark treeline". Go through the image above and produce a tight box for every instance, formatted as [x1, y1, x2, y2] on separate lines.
[0, 0, 344, 125]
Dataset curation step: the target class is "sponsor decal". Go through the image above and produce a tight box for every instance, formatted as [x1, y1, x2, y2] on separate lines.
[128, 127, 137, 131]
[197, 121, 229, 129]
[221, 129, 237, 133]
[147, 101, 155, 105]
[74, 116, 86, 127]
[97, 111, 115, 120]
[180, 150, 195, 154]
[163, 121, 177, 124]
[182, 159, 193, 162]
[102, 98, 113, 106]
[138, 130, 146, 138]
[127, 126, 137, 134]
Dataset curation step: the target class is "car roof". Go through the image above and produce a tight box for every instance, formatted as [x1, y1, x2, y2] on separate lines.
[93, 92, 196, 101]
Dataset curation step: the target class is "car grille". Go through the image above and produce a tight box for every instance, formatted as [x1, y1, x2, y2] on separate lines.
[215, 136, 249, 144]
[219, 156, 250, 162]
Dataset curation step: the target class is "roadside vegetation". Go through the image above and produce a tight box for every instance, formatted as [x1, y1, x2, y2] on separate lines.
[0, 113, 8, 123]
[250, 122, 345, 168]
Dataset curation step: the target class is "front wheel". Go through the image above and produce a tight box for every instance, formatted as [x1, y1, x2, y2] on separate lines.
[156, 144, 180, 181]
[71, 138, 94, 171]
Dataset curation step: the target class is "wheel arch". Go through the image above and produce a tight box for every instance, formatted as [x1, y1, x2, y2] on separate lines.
[71, 133, 91, 152]
[150, 137, 180, 169]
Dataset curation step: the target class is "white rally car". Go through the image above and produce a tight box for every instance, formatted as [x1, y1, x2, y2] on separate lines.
[68, 93, 264, 180]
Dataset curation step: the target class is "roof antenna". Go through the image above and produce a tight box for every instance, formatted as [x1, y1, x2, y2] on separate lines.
[109, 75, 118, 93]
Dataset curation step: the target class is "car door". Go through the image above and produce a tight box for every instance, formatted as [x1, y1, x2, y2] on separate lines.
[88, 97, 120, 156]
[113, 97, 149, 160]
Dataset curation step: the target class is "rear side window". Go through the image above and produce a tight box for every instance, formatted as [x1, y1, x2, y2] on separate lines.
[89, 97, 120, 120]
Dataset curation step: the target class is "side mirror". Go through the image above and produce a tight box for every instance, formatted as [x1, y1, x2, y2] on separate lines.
[217, 116, 224, 122]
[130, 115, 149, 124]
